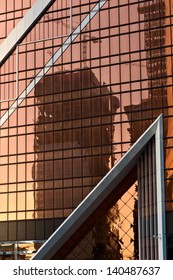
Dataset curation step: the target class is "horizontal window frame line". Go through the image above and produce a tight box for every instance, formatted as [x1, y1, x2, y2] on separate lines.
[0, 0, 107, 127]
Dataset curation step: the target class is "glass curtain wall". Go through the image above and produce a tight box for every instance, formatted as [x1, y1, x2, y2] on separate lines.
[0, 0, 173, 259]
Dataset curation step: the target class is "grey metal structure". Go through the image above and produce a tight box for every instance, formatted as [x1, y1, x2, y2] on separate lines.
[32, 115, 166, 260]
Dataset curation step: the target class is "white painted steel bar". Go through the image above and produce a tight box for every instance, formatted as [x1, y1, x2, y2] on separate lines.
[70, 0, 73, 33]
[155, 115, 167, 259]
[152, 138, 158, 259]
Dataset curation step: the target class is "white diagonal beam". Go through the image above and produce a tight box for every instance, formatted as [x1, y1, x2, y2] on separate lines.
[0, 0, 107, 127]
[0, 0, 56, 66]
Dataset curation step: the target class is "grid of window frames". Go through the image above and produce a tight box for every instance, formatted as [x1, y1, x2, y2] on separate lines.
[0, 0, 173, 259]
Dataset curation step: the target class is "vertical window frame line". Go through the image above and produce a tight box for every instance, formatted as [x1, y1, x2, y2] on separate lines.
[137, 0, 143, 126]
[167, 0, 173, 108]
[107, 0, 113, 169]
[42, 5, 46, 231]
[127, 0, 133, 154]
[98, 0, 103, 179]
[70, 25, 74, 212]
[117, 0, 123, 159]
[79, 0, 84, 202]
[52, 2, 56, 228]
[158, 0, 166, 111]
[61, 46, 65, 220]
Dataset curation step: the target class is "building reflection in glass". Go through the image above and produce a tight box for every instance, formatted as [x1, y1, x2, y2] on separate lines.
[124, 0, 170, 258]
[33, 68, 121, 258]
[125, 0, 167, 142]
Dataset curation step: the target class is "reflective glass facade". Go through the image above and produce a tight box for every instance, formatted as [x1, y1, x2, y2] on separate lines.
[0, 0, 173, 259]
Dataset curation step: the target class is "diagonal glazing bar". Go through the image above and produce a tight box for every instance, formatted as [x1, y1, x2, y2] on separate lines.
[0, 0, 107, 127]
[0, 0, 56, 67]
